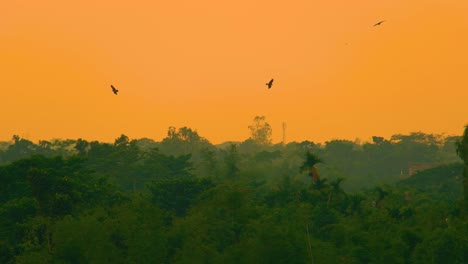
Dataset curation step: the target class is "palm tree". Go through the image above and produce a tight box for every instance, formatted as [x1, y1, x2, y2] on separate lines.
[455, 125, 468, 215]
[300, 151, 322, 182]
[327, 177, 346, 207]
[373, 186, 389, 208]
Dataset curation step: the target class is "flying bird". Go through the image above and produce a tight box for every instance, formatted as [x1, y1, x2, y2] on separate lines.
[373, 20, 385, 27]
[111, 85, 118, 95]
[266, 78, 274, 89]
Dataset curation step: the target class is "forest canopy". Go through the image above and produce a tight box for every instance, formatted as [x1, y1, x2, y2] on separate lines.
[0, 126, 466, 263]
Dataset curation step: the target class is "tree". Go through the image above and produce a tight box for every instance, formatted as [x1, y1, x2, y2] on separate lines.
[200, 148, 218, 179]
[140, 148, 194, 181]
[37, 140, 54, 157]
[149, 178, 213, 217]
[455, 125, 468, 214]
[224, 144, 240, 178]
[160, 126, 212, 156]
[390, 132, 440, 146]
[0, 155, 117, 259]
[327, 177, 346, 208]
[4, 135, 37, 162]
[300, 151, 322, 182]
[113, 134, 141, 192]
[74, 138, 89, 156]
[248, 116, 272, 145]
[114, 134, 131, 148]
[372, 136, 385, 144]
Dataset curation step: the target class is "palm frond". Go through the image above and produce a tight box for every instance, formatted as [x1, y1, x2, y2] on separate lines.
[300, 151, 322, 173]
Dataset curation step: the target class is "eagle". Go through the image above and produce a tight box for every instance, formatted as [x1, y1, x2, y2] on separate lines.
[111, 85, 118, 95]
[373, 20, 385, 27]
[266, 78, 274, 89]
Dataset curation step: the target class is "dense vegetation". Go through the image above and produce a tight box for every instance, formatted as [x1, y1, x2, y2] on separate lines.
[0, 122, 466, 263]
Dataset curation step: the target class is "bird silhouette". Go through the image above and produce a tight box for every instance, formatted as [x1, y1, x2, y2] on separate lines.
[266, 79, 274, 89]
[111, 85, 118, 95]
[373, 20, 385, 27]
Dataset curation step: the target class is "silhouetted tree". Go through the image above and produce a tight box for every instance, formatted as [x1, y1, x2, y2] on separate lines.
[4, 135, 37, 162]
[300, 151, 322, 182]
[248, 116, 272, 145]
[160, 126, 213, 157]
[372, 136, 385, 144]
[74, 138, 89, 156]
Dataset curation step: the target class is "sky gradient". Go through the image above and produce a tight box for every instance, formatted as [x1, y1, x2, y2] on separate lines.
[1, 0, 467, 144]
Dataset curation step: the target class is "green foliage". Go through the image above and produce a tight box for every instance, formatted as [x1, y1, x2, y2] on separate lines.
[299, 151, 322, 183]
[149, 178, 213, 217]
[455, 125, 468, 214]
[299, 151, 322, 172]
[199, 147, 219, 179]
[141, 148, 193, 179]
[456, 126, 468, 163]
[254, 150, 282, 163]
[411, 227, 467, 264]
[223, 144, 240, 178]
[0, 130, 466, 263]
[160, 126, 213, 156]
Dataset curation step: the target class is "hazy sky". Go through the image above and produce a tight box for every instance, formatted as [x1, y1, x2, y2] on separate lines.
[1, 0, 467, 144]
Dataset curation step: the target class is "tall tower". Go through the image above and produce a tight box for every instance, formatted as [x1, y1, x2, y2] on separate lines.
[282, 122, 286, 145]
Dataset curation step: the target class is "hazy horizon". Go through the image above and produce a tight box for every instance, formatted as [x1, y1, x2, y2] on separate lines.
[0, 127, 463, 146]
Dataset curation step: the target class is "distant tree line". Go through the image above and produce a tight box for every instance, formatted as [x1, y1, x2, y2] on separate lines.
[0, 118, 466, 263]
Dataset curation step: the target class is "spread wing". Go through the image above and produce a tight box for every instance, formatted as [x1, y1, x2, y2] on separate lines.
[110, 85, 118, 94]
[373, 20, 385, 26]
[266, 79, 274, 88]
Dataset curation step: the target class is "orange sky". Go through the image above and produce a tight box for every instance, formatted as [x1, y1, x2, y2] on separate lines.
[1, 0, 467, 144]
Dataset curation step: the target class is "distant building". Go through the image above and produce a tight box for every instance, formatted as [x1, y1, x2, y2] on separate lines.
[406, 162, 442, 177]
